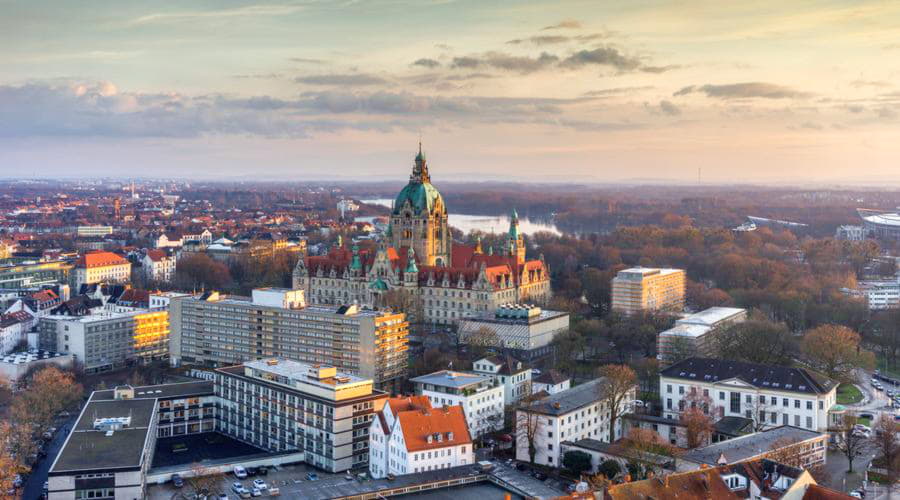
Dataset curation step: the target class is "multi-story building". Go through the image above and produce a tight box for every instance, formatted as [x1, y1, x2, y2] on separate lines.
[457, 304, 569, 360]
[47, 381, 215, 500]
[142, 249, 176, 282]
[859, 209, 900, 241]
[214, 358, 388, 472]
[293, 146, 552, 326]
[471, 355, 532, 404]
[515, 378, 635, 468]
[835, 224, 866, 241]
[75, 225, 113, 237]
[0, 310, 32, 355]
[369, 395, 473, 479]
[73, 251, 131, 290]
[411, 370, 504, 440]
[611, 267, 686, 315]
[660, 358, 838, 433]
[532, 370, 571, 396]
[657, 307, 747, 365]
[0, 260, 73, 289]
[38, 309, 169, 372]
[170, 288, 408, 389]
[678, 425, 828, 471]
[843, 278, 900, 310]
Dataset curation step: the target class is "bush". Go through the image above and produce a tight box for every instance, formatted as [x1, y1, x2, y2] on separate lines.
[598, 459, 621, 480]
[562, 450, 593, 476]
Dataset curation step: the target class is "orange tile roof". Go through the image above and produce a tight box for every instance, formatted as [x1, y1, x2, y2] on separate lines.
[145, 249, 168, 262]
[386, 395, 431, 415]
[606, 468, 738, 500]
[397, 405, 472, 452]
[801, 484, 856, 500]
[76, 251, 128, 269]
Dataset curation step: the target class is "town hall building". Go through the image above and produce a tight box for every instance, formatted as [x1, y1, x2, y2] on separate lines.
[292, 145, 552, 325]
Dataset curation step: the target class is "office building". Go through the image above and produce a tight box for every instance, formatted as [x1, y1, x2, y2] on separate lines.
[457, 304, 569, 360]
[657, 307, 747, 365]
[214, 358, 388, 472]
[369, 396, 473, 479]
[170, 288, 408, 389]
[611, 267, 686, 314]
[471, 355, 532, 404]
[660, 358, 838, 433]
[411, 370, 504, 440]
[0, 260, 73, 289]
[73, 251, 131, 290]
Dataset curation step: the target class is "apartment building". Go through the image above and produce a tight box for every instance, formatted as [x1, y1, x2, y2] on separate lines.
[657, 307, 747, 365]
[842, 278, 900, 310]
[660, 358, 838, 433]
[471, 355, 532, 404]
[515, 378, 635, 467]
[410, 370, 504, 440]
[38, 309, 169, 372]
[73, 251, 131, 290]
[214, 358, 388, 472]
[170, 288, 408, 389]
[532, 370, 570, 396]
[611, 267, 686, 314]
[457, 304, 569, 360]
[369, 396, 473, 479]
[142, 249, 176, 282]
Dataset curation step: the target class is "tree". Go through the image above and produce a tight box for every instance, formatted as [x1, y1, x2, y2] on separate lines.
[715, 317, 796, 366]
[679, 408, 713, 449]
[766, 436, 827, 483]
[516, 407, 544, 464]
[562, 450, 593, 476]
[597, 459, 622, 480]
[174, 253, 231, 291]
[0, 422, 25, 494]
[802, 324, 875, 382]
[187, 463, 224, 496]
[836, 416, 868, 473]
[872, 415, 899, 484]
[380, 288, 424, 328]
[624, 427, 678, 476]
[464, 326, 501, 359]
[11, 366, 84, 435]
[597, 364, 637, 443]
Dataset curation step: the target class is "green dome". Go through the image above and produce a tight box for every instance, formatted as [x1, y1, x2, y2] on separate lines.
[393, 181, 444, 216]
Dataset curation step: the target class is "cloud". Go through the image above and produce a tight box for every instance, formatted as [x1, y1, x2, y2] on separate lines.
[289, 57, 326, 64]
[295, 73, 388, 86]
[850, 80, 890, 88]
[583, 86, 655, 97]
[673, 82, 812, 99]
[560, 47, 642, 71]
[450, 52, 559, 74]
[233, 73, 283, 79]
[541, 19, 582, 30]
[658, 100, 681, 116]
[641, 64, 681, 74]
[412, 58, 441, 68]
[127, 4, 304, 25]
[506, 35, 570, 45]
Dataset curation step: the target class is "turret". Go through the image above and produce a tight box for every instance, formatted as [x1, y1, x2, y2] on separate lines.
[404, 247, 418, 285]
[508, 208, 525, 264]
[474, 236, 483, 254]
[350, 244, 362, 273]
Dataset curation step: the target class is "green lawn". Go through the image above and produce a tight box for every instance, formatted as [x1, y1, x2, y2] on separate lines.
[837, 383, 863, 405]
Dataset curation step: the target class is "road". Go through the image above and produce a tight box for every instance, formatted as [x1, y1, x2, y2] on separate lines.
[21, 415, 77, 500]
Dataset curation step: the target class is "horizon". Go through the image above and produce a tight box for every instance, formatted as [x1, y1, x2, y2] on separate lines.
[3, 1, 900, 183]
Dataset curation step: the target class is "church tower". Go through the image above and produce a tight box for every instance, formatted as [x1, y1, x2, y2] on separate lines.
[388, 143, 452, 266]
[508, 208, 526, 265]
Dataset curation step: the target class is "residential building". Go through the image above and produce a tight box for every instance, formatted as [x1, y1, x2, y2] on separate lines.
[457, 304, 569, 360]
[532, 369, 570, 396]
[471, 355, 532, 404]
[660, 358, 838, 433]
[73, 251, 131, 290]
[75, 225, 113, 237]
[678, 425, 828, 471]
[38, 309, 170, 372]
[149, 291, 190, 310]
[0, 310, 33, 354]
[142, 249, 176, 282]
[611, 267, 686, 314]
[47, 381, 215, 500]
[170, 288, 408, 389]
[842, 278, 900, 310]
[835, 224, 865, 241]
[293, 146, 552, 326]
[411, 370, 504, 440]
[369, 396, 473, 479]
[657, 307, 747, 365]
[515, 378, 635, 467]
[214, 358, 388, 472]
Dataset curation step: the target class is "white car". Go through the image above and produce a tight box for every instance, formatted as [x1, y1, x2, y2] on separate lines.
[231, 482, 248, 494]
[233, 466, 248, 479]
[252, 479, 267, 491]
[250, 487, 262, 497]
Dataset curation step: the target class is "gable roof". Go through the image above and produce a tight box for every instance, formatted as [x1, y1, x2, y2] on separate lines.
[606, 467, 736, 500]
[76, 251, 128, 269]
[661, 358, 836, 395]
[534, 369, 569, 385]
[397, 405, 472, 452]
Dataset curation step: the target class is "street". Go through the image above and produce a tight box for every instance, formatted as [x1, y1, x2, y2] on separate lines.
[21, 414, 78, 500]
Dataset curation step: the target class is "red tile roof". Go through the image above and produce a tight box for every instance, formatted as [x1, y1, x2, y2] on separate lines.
[801, 484, 856, 500]
[397, 405, 472, 452]
[76, 251, 129, 268]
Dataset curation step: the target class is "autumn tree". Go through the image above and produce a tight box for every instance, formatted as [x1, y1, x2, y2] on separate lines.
[11, 366, 83, 435]
[765, 436, 827, 483]
[802, 325, 875, 382]
[174, 253, 232, 291]
[835, 416, 868, 473]
[872, 415, 899, 483]
[597, 364, 637, 443]
[379, 288, 424, 327]
[714, 317, 796, 366]
[187, 463, 224, 496]
[0, 422, 24, 495]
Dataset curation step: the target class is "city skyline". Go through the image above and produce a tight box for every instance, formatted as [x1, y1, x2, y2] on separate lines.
[3, 1, 900, 184]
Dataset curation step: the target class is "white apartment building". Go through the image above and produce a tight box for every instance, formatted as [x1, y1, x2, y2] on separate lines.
[457, 304, 570, 361]
[411, 370, 504, 440]
[532, 370, 571, 395]
[657, 307, 747, 365]
[844, 278, 900, 310]
[515, 378, 635, 468]
[472, 355, 532, 404]
[660, 358, 838, 433]
[369, 395, 473, 479]
[142, 249, 176, 282]
[73, 251, 131, 290]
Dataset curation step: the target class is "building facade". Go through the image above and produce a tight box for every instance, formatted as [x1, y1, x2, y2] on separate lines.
[214, 359, 388, 472]
[411, 370, 504, 440]
[293, 146, 552, 325]
[457, 304, 569, 360]
[657, 307, 747, 365]
[660, 358, 838, 433]
[170, 288, 408, 389]
[611, 267, 686, 315]
[471, 355, 532, 405]
[142, 249, 176, 282]
[73, 251, 131, 290]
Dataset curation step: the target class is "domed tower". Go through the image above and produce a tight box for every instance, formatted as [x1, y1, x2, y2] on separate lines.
[389, 143, 451, 266]
[508, 208, 526, 264]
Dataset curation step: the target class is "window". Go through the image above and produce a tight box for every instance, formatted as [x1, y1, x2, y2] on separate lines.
[745, 395, 752, 403]
[794, 399, 800, 408]
[818, 401, 824, 410]
[806, 401, 812, 410]
[730, 392, 740, 413]
[719, 392, 725, 401]
[783, 398, 788, 407]
[806, 417, 813, 429]
[666, 399, 672, 410]
[759, 395, 766, 404]
[679, 386, 684, 395]
[666, 384, 672, 394]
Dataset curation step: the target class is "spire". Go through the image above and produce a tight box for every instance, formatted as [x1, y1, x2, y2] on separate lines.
[405, 247, 418, 274]
[474, 236, 483, 254]
[508, 208, 521, 240]
[351, 244, 361, 271]
[411, 141, 430, 184]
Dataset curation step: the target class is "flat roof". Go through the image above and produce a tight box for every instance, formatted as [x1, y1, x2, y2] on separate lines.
[861, 211, 900, 227]
[521, 378, 605, 416]
[681, 426, 824, 465]
[91, 381, 214, 401]
[243, 358, 370, 388]
[616, 267, 684, 277]
[411, 370, 492, 389]
[677, 307, 746, 327]
[187, 294, 391, 317]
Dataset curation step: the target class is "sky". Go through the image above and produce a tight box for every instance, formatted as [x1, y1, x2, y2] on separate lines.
[2, 0, 900, 184]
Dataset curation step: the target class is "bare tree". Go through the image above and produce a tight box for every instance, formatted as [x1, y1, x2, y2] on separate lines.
[872, 415, 899, 483]
[766, 436, 827, 483]
[679, 390, 714, 449]
[836, 416, 868, 473]
[516, 407, 545, 464]
[187, 463, 224, 496]
[747, 396, 777, 433]
[597, 364, 637, 443]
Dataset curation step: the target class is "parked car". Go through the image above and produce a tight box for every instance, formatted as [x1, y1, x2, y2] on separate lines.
[233, 466, 248, 479]
[858, 412, 875, 420]
[231, 482, 247, 494]
[252, 479, 267, 491]
[387, 473, 396, 481]
[305, 472, 319, 481]
[172, 474, 184, 488]
[246, 467, 259, 477]
[250, 487, 262, 497]
[257, 466, 268, 476]
[216, 495, 228, 500]
[515, 463, 527, 471]
[268, 487, 280, 496]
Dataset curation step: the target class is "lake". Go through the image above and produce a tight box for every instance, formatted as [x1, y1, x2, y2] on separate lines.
[360, 198, 561, 236]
